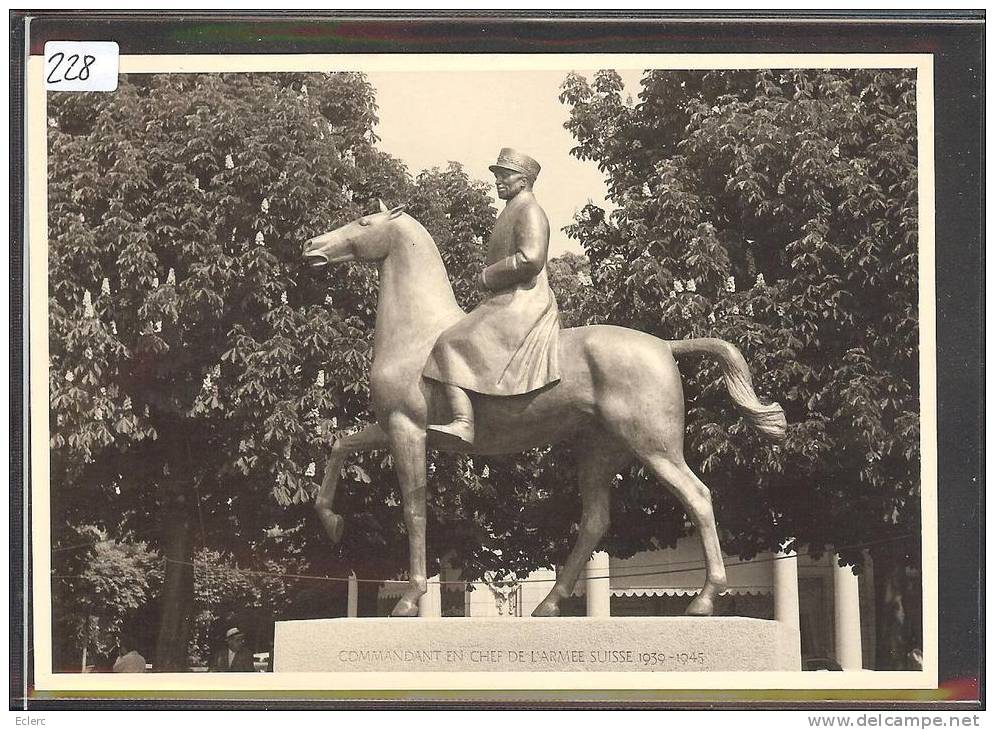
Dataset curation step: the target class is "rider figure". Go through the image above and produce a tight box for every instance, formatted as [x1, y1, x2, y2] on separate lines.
[423, 148, 561, 445]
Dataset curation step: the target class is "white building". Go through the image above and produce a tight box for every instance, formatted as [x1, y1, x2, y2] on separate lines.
[369, 536, 874, 670]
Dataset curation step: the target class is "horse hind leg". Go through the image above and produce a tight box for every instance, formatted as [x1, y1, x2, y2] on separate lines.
[314, 423, 388, 543]
[532, 435, 630, 617]
[640, 454, 728, 616]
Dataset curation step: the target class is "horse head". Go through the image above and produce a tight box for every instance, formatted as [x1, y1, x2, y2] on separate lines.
[303, 200, 408, 268]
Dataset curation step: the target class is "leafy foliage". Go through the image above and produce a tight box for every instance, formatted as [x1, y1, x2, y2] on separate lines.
[187, 547, 305, 666]
[52, 535, 162, 667]
[48, 68, 922, 665]
[547, 251, 601, 328]
[48, 73, 405, 553]
[407, 162, 494, 310]
[47, 74, 510, 660]
[559, 68, 920, 564]
[49, 73, 433, 663]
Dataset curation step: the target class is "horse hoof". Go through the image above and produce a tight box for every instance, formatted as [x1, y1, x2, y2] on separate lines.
[531, 601, 561, 617]
[685, 595, 714, 616]
[391, 598, 419, 617]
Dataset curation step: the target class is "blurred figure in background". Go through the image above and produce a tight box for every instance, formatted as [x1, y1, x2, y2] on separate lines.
[112, 636, 146, 673]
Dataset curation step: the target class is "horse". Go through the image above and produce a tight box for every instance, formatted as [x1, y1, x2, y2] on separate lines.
[302, 201, 786, 618]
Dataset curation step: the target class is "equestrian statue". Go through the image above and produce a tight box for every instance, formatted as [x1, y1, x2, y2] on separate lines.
[302, 148, 786, 618]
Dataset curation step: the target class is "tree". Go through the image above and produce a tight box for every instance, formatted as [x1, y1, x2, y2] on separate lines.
[560, 68, 921, 666]
[52, 534, 162, 671]
[48, 72, 421, 668]
[48, 75, 512, 665]
[187, 547, 307, 667]
[547, 251, 600, 328]
[407, 162, 494, 310]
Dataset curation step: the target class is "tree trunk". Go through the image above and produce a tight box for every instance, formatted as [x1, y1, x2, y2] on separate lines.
[154, 494, 196, 670]
[870, 541, 922, 670]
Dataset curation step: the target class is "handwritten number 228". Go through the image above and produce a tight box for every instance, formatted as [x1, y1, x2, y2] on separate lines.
[47, 53, 96, 83]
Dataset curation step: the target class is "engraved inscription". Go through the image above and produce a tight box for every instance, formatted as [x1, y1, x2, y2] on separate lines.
[334, 646, 708, 668]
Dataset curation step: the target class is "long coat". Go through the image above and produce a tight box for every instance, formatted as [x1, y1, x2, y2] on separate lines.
[423, 191, 560, 396]
[210, 646, 255, 672]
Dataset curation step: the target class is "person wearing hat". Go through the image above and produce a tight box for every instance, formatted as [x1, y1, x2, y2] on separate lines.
[423, 148, 560, 445]
[209, 627, 255, 672]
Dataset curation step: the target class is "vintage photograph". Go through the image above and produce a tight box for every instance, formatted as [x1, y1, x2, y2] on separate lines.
[30, 51, 936, 694]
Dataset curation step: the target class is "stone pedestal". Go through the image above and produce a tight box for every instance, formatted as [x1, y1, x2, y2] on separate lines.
[274, 617, 801, 672]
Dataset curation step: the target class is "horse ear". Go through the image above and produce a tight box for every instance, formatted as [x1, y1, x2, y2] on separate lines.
[377, 199, 389, 213]
[389, 204, 407, 219]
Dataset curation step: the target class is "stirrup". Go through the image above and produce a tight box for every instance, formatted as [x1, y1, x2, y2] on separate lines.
[427, 418, 475, 446]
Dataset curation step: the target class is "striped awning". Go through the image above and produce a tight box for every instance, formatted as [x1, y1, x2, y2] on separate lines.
[609, 538, 775, 596]
[611, 586, 772, 597]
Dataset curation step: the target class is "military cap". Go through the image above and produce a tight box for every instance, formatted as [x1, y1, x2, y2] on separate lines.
[488, 148, 541, 181]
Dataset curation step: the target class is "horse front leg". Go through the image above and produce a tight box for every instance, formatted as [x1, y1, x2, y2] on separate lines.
[386, 416, 428, 617]
[314, 423, 388, 543]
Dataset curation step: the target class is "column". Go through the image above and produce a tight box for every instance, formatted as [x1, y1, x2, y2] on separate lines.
[520, 568, 556, 617]
[772, 550, 800, 632]
[418, 574, 443, 618]
[467, 578, 497, 617]
[833, 557, 863, 670]
[347, 572, 359, 618]
[585, 551, 611, 617]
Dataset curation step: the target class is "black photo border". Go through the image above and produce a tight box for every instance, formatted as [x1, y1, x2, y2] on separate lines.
[9, 9, 984, 710]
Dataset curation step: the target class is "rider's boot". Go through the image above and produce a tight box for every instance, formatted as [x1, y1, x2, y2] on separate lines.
[428, 385, 475, 445]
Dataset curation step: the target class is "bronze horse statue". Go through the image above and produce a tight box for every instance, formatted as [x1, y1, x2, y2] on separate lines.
[303, 201, 786, 618]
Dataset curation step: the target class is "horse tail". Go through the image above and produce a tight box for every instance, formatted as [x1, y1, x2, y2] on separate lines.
[667, 337, 787, 441]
